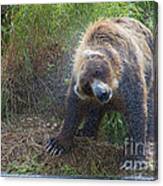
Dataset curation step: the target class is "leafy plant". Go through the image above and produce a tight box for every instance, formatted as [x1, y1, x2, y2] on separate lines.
[101, 112, 128, 145]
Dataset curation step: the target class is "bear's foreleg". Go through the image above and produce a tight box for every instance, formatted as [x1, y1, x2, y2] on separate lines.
[46, 81, 84, 156]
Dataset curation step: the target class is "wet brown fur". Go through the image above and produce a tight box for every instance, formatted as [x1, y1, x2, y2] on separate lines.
[71, 17, 153, 142]
[46, 17, 154, 157]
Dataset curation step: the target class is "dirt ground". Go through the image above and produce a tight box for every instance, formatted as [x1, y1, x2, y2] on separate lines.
[1, 115, 156, 179]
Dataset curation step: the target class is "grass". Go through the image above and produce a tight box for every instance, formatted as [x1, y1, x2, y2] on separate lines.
[1, 115, 156, 177]
[1, 116, 123, 177]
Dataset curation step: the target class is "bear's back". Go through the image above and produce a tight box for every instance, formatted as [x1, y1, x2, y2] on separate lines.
[112, 17, 154, 54]
[81, 17, 153, 56]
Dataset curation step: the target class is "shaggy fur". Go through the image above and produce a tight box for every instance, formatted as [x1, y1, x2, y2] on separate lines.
[46, 17, 154, 158]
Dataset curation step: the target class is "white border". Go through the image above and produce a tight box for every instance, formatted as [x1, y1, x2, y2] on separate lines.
[0, 0, 162, 185]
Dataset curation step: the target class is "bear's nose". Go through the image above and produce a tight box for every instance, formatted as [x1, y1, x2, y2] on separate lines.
[100, 90, 108, 99]
[91, 79, 113, 104]
[97, 89, 112, 103]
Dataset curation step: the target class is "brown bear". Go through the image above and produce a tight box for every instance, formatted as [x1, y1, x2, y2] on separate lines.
[46, 17, 155, 157]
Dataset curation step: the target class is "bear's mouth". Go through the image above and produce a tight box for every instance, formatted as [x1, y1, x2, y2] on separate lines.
[74, 84, 88, 100]
[90, 79, 113, 104]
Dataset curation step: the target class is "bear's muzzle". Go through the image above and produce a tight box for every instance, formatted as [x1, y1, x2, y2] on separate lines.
[91, 79, 112, 104]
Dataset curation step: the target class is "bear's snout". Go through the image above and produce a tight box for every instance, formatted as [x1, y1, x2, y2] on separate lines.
[91, 79, 112, 104]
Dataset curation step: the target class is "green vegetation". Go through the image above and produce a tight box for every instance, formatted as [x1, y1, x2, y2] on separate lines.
[99, 113, 128, 145]
[61, 164, 78, 176]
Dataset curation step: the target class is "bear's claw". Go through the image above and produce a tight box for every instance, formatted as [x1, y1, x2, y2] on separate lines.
[45, 138, 65, 157]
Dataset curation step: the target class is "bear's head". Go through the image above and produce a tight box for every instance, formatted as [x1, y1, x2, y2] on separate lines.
[74, 49, 120, 104]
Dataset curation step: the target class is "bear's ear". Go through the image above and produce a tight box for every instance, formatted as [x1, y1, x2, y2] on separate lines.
[82, 49, 104, 60]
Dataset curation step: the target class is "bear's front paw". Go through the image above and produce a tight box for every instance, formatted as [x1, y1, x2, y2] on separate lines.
[45, 137, 71, 157]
